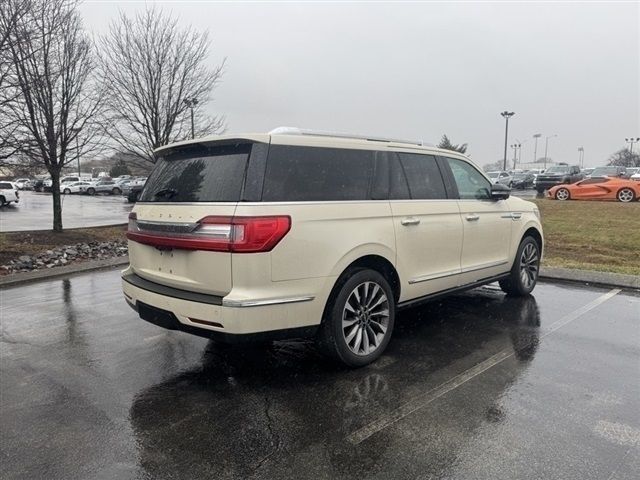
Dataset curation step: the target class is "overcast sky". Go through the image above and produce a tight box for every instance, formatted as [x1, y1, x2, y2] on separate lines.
[81, 1, 639, 167]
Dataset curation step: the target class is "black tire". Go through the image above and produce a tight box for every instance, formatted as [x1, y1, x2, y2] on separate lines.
[617, 188, 635, 203]
[554, 187, 570, 201]
[317, 268, 395, 367]
[112, 187, 121, 195]
[0, 196, 6, 207]
[87, 187, 95, 195]
[63, 188, 71, 194]
[499, 236, 540, 296]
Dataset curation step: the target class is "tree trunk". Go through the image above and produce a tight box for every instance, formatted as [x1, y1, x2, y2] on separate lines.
[50, 171, 63, 232]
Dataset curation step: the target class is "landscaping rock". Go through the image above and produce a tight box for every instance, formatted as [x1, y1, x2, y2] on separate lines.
[1, 239, 128, 274]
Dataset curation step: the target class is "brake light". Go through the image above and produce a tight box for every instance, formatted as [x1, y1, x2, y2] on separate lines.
[126, 213, 291, 253]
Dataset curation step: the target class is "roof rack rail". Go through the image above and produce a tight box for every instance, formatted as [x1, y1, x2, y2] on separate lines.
[269, 126, 430, 147]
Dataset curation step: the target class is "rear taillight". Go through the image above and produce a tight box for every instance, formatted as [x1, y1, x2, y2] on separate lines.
[126, 213, 291, 253]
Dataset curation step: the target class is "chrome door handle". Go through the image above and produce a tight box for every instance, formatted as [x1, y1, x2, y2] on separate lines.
[466, 214, 480, 221]
[401, 217, 421, 226]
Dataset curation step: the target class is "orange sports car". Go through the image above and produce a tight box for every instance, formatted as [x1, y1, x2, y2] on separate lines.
[546, 177, 640, 202]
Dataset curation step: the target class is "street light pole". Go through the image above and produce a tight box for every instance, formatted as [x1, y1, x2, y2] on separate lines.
[625, 137, 640, 154]
[543, 134, 557, 168]
[184, 98, 199, 139]
[533, 133, 541, 163]
[500, 111, 515, 171]
[510, 143, 521, 170]
[578, 146, 584, 167]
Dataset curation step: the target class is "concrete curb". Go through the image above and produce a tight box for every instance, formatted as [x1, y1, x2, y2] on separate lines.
[540, 266, 639, 291]
[0, 256, 129, 288]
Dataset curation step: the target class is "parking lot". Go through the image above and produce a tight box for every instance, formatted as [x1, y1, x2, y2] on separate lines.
[0, 191, 132, 232]
[1, 270, 637, 480]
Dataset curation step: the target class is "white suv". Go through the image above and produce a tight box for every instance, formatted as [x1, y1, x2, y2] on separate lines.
[0, 181, 19, 207]
[122, 129, 543, 366]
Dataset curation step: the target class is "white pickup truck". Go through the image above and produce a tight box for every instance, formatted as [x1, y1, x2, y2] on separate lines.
[0, 181, 19, 207]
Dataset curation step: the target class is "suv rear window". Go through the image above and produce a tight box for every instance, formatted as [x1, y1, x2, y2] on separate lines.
[140, 143, 251, 202]
[0, 182, 13, 189]
[262, 145, 375, 201]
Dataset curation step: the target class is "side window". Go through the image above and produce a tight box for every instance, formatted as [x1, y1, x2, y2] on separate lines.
[397, 153, 447, 199]
[262, 146, 375, 201]
[446, 158, 492, 200]
[389, 155, 410, 199]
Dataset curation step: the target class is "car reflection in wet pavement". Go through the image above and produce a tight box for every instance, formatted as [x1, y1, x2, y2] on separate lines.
[1, 270, 638, 480]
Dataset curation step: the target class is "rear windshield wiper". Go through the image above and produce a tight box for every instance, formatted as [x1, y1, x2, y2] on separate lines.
[153, 188, 178, 199]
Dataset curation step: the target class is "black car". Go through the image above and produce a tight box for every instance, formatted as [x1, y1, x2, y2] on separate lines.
[535, 165, 583, 193]
[512, 172, 535, 189]
[127, 184, 144, 203]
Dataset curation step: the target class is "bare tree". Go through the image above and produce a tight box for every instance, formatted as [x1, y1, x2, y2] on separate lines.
[0, 0, 33, 162]
[3, 0, 104, 231]
[99, 7, 226, 167]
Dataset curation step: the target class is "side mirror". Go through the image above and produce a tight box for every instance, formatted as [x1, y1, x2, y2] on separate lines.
[491, 183, 510, 200]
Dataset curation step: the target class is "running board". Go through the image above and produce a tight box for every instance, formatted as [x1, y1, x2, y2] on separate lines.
[397, 273, 510, 310]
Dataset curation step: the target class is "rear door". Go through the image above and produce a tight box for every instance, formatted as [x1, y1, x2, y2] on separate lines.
[128, 142, 256, 296]
[390, 153, 463, 299]
[442, 157, 512, 282]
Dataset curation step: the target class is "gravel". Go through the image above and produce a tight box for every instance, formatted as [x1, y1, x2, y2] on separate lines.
[1, 240, 128, 274]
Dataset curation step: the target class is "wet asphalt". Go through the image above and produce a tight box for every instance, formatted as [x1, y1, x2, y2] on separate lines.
[1, 270, 638, 480]
[0, 191, 132, 232]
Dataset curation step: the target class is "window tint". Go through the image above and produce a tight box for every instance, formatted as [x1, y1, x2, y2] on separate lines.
[446, 158, 491, 200]
[0, 182, 12, 189]
[140, 143, 251, 202]
[397, 153, 447, 199]
[262, 146, 375, 201]
[580, 178, 610, 185]
[389, 156, 410, 199]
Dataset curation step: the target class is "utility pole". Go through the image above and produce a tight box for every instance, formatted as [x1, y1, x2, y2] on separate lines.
[533, 133, 541, 163]
[184, 98, 199, 139]
[544, 134, 557, 168]
[625, 137, 640, 154]
[501, 111, 515, 170]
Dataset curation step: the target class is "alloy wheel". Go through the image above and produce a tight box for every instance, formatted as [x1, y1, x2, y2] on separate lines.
[519, 243, 539, 290]
[342, 281, 390, 356]
[618, 188, 634, 203]
[555, 188, 569, 201]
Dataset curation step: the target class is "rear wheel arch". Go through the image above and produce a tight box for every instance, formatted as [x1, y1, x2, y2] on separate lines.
[324, 255, 401, 319]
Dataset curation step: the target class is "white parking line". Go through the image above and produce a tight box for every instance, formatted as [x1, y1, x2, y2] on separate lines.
[346, 288, 621, 445]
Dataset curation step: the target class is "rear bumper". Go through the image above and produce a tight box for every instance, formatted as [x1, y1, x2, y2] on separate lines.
[121, 269, 327, 340]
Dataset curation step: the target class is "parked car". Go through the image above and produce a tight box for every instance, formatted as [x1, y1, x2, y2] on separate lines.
[122, 129, 544, 367]
[122, 177, 147, 197]
[631, 170, 640, 181]
[546, 177, 639, 203]
[511, 172, 535, 189]
[85, 179, 122, 195]
[588, 166, 628, 179]
[487, 171, 513, 187]
[581, 168, 594, 177]
[13, 178, 32, 190]
[0, 181, 19, 206]
[535, 165, 583, 193]
[32, 178, 44, 192]
[126, 183, 145, 203]
[61, 181, 92, 194]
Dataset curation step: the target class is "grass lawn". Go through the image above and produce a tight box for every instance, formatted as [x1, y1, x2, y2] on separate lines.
[0, 224, 126, 266]
[533, 199, 640, 276]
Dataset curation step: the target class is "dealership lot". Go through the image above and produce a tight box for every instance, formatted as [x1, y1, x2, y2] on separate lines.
[1, 270, 638, 480]
[0, 191, 132, 232]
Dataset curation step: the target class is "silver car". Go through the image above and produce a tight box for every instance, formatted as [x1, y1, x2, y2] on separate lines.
[85, 180, 122, 195]
[487, 171, 513, 187]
